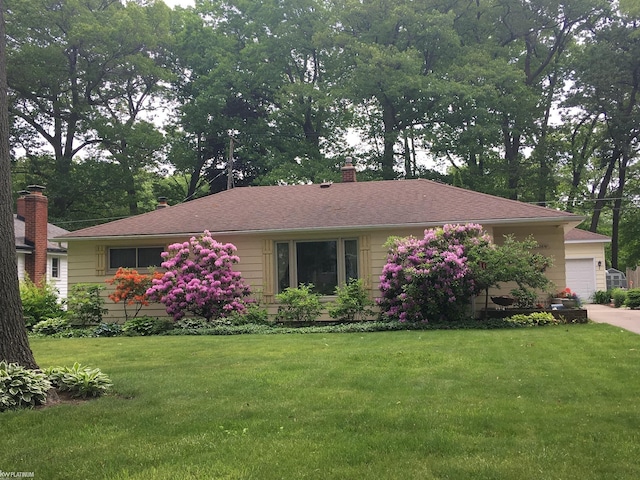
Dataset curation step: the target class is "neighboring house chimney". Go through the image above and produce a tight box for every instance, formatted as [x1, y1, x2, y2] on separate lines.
[16, 190, 29, 220]
[341, 157, 357, 183]
[156, 196, 169, 209]
[23, 185, 48, 285]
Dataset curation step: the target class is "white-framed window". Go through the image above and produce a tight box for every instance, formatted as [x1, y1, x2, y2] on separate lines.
[108, 247, 164, 270]
[51, 257, 60, 278]
[276, 239, 358, 295]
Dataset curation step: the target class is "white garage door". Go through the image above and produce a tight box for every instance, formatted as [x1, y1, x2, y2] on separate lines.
[565, 258, 596, 303]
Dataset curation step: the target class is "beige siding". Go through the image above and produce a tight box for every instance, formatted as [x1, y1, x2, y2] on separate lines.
[565, 241, 607, 293]
[67, 222, 571, 322]
[487, 225, 566, 309]
[66, 234, 264, 322]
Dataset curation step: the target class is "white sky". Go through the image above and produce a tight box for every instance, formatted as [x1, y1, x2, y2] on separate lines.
[162, 0, 195, 8]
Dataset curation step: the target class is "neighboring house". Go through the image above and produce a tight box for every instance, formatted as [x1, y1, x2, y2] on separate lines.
[55, 161, 583, 321]
[564, 229, 610, 303]
[14, 186, 69, 298]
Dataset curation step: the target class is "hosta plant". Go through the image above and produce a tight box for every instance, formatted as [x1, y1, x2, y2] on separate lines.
[32, 317, 69, 336]
[45, 363, 113, 398]
[0, 361, 51, 411]
[122, 316, 174, 336]
[92, 322, 123, 337]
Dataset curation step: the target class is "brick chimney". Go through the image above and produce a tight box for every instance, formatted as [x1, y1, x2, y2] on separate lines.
[341, 157, 357, 183]
[156, 196, 169, 209]
[16, 189, 29, 220]
[23, 185, 48, 285]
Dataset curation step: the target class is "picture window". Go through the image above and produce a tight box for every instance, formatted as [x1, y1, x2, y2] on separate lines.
[276, 239, 358, 295]
[109, 247, 164, 270]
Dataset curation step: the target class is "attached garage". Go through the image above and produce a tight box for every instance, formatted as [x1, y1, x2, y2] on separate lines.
[566, 258, 597, 302]
[565, 229, 610, 304]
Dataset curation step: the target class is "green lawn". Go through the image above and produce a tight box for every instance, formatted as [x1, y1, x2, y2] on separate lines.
[2, 324, 640, 479]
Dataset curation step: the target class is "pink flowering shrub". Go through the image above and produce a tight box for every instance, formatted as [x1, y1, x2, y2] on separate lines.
[146, 231, 251, 321]
[378, 224, 491, 322]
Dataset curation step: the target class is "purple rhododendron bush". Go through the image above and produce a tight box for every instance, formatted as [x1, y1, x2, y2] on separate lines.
[146, 231, 251, 321]
[378, 224, 492, 322]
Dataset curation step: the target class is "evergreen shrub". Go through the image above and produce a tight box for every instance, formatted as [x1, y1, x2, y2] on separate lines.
[66, 283, 108, 325]
[328, 279, 375, 322]
[624, 289, 640, 309]
[275, 284, 322, 323]
[612, 288, 627, 308]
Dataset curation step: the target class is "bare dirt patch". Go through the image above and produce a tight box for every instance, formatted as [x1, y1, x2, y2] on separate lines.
[38, 388, 91, 409]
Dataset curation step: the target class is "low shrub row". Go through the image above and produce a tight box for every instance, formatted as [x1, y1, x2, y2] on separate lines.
[592, 288, 640, 309]
[0, 361, 112, 412]
[31, 310, 585, 338]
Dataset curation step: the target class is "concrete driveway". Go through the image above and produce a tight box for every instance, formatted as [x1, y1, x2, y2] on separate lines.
[586, 304, 640, 334]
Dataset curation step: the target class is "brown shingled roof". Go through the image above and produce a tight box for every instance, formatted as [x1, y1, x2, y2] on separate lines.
[14, 215, 69, 252]
[57, 179, 582, 239]
[565, 228, 611, 243]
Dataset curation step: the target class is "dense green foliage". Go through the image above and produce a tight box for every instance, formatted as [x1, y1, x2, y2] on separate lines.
[19, 279, 64, 329]
[91, 323, 123, 338]
[226, 303, 270, 325]
[592, 290, 612, 304]
[8, 0, 640, 270]
[624, 288, 640, 309]
[328, 279, 375, 322]
[122, 316, 175, 336]
[28, 311, 583, 338]
[31, 317, 69, 336]
[66, 284, 108, 326]
[275, 284, 323, 323]
[612, 288, 628, 308]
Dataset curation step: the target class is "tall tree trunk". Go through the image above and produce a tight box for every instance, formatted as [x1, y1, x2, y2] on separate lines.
[589, 149, 620, 232]
[534, 71, 557, 206]
[381, 97, 397, 180]
[566, 116, 599, 211]
[610, 151, 629, 270]
[611, 195, 622, 270]
[186, 133, 206, 201]
[502, 121, 521, 200]
[0, 0, 38, 369]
